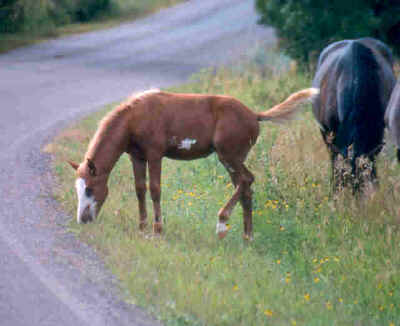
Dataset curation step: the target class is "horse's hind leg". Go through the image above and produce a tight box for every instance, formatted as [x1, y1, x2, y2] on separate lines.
[240, 167, 254, 239]
[148, 158, 163, 234]
[217, 157, 254, 239]
[131, 155, 148, 231]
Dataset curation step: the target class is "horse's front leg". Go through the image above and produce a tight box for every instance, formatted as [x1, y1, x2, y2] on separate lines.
[131, 156, 148, 231]
[148, 158, 163, 234]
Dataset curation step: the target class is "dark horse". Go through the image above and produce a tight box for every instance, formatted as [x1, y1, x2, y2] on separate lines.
[68, 88, 318, 240]
[385, 80, 400, 161]
[312, 38, 396, 193]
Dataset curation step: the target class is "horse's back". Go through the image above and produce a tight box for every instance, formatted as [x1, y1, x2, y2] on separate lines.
[128, 91, 258, 160]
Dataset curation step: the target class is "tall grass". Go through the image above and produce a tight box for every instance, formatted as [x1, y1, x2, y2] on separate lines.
[49, 51, 400, 325]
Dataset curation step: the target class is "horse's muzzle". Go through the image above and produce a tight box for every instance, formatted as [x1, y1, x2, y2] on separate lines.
[79, 205, 94, 224]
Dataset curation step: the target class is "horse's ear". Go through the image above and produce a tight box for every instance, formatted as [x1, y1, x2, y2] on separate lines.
[68, 160, 79, 170]
[87, 158, 97, 176]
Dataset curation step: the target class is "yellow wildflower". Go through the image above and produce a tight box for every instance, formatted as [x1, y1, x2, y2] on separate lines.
[325, 301, 332, 310]
[314, 277, 320, 283]
[233, 285, 239, 291]
[264, 309, 273, 317]
[276, 260, 281, 265]
[304, 293, 310, 301]
[338, 298, 343, 303]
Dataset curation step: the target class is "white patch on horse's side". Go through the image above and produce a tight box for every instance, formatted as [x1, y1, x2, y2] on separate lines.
[178, 138, 197, 150]
[75, 178, 96, 224]
[216, 222, 228, 234]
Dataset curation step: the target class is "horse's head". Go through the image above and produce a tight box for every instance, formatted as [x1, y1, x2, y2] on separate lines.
[68, 158, 109, 224]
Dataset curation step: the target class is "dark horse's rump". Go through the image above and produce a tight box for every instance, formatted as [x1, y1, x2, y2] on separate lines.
[312, 38, 396, 192]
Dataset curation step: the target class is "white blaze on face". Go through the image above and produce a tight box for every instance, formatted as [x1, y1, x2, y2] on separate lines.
[178, 138, 197, 150]
[75, 178, 96, 223]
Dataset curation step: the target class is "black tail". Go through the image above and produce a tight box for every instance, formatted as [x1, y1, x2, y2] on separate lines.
[335, 41, 384, 160]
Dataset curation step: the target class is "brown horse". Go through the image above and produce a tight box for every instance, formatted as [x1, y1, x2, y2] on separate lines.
[68, 88, 318, 239]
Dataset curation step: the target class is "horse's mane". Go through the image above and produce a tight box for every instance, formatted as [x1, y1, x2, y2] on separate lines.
[85, 89, 160, 160]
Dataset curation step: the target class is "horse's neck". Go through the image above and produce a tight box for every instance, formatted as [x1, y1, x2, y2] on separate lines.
[86, 116, 129, 175]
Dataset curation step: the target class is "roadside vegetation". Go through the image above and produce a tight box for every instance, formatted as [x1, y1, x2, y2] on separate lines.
[48, 47, 400, 325]
[0, 0, 184, 52]
[256, 0, 400, 66]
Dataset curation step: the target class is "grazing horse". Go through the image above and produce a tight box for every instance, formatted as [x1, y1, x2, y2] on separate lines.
[385, 80, 400, 161]
[68, 88, 318, 239]
[312, 38, 396, 193]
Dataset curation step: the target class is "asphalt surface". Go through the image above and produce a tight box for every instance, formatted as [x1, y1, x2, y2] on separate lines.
[0, 1, 275, 325]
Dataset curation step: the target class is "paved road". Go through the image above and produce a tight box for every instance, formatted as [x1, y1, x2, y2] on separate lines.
[0, 1, 274, 325]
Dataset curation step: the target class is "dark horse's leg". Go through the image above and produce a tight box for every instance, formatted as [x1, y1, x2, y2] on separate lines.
[321, 130, 342, 195]
[130, 155, 148, 230]
[353, 153, 379, 196]
[330, 150, 344, 194]
[148, 157, 163, 234]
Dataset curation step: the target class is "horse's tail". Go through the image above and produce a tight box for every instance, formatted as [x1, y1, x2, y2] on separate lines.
[335, 41, 384, 159]
[257, 88, 319, 122]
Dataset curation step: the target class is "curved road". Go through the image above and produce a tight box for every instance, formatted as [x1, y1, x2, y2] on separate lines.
[0, 1, 274, 325]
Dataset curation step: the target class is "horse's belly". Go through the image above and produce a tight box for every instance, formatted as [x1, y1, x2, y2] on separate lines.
[165, 140, 215, 160]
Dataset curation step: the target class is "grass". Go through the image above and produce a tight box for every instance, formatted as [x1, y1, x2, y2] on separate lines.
[0, 0, 185, 53]
[48, 51, 400, 325]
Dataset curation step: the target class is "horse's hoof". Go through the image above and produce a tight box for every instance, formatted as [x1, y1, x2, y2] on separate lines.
[218, 230, 228, 239]
[216, 222, 229, 239]
[242, 234, 253, 241]
[153, 222, 163, 234]
[139, 221, 148, 231]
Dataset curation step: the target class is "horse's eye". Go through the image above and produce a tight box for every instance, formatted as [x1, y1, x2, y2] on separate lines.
[85, 187, 93, 197]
